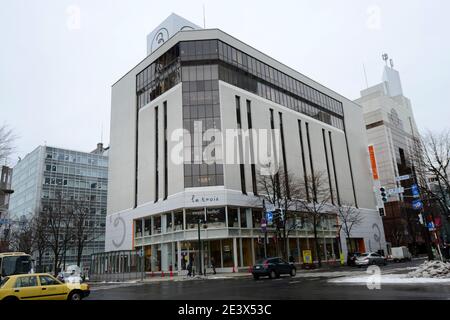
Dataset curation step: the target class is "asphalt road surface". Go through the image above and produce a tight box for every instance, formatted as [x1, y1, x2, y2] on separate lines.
[87, 260, 450, 300]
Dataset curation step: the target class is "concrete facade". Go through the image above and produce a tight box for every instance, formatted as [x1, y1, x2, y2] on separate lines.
[106, 18, 386, 273]
[355, 64, 422, 249]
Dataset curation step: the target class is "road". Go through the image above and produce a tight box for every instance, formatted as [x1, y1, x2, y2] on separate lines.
[86, 259, 450, 300]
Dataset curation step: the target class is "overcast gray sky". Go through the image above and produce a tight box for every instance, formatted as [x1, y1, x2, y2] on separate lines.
[1, 0, 449, 165]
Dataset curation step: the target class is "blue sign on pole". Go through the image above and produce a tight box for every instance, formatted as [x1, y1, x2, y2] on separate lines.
[411, 184, 420, 198]
[412, 199, 423, 210]
[266, 211, 273, 225]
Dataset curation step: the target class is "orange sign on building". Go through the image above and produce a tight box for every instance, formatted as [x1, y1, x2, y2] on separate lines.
[368, 145, 379, 180]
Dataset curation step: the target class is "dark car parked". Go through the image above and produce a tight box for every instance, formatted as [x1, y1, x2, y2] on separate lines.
[252, 257, 296, 280]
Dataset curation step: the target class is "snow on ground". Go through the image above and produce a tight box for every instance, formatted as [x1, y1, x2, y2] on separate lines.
[408, 260, 450, 279]
[329, 274, 450, 284]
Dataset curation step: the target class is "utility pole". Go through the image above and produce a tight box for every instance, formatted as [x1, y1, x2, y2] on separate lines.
[197, 217, 202, 276]
[262, 199, 267, 258]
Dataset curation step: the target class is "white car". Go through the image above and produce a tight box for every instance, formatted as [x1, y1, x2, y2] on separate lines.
[355, 252, 387, 267]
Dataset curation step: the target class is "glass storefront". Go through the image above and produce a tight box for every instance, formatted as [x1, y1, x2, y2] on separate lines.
[130, 205, 341, 271]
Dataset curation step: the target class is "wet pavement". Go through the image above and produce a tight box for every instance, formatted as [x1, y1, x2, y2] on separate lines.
[86, 259, 450, 300]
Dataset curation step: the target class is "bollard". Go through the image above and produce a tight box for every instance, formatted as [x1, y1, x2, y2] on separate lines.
[161, 271, 165, 277]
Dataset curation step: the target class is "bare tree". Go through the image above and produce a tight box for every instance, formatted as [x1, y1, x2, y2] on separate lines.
[42, 192, 74, 275]
[70, 199, 101, 267]
[256, 167, 303, 259]
[296, 171, 334, 268]
[0, 223, 12, 253]
[10, 217, 34, 254]
[31, 213, 49, 272]
[410, 130, 450, 214]
[336, 203, 363, 253]
[0, 124, 17, 164]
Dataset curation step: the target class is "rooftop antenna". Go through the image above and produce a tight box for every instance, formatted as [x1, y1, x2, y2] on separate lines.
[389, 58, 394, 69]
[382, 53, 389, 66]
[362, 63, 369, 89]
[203, 4, 206, 28]
[101, 122, 103, 144]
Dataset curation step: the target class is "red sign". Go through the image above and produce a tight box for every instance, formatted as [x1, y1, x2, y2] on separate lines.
[368, 145, 379, 180]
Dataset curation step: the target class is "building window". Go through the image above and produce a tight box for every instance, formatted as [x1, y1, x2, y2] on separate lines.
[227, 208, 239, 228]
[153, 216, 161, 234]
[246, 100, 258, 195]
[174, 211, 184, 231]
[163, 101, 168, 200]
[186, 208, 205, 229]
[182, 63, 223, 188]
[155, 106, 159, 202]
[240, 209, 248, 228]
[135, 220, 142, 238]
[166, 213, 173, 232]
[305, 122, 316, 202]
[322, 129, 334, 205]
[279, 112, 289, 198]
[252, 209, 263, 228]
[207, 207, 226, 228]
[298, 120, 309, 202]
[235, 96, 246, 194]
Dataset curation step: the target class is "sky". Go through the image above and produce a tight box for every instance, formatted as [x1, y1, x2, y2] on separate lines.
[1, 0, 449, 165]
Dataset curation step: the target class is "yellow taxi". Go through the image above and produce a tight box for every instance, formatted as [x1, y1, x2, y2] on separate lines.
[0, 273, 90, 301]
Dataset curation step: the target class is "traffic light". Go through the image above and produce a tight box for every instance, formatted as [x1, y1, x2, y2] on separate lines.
[380, 187, 388, 203]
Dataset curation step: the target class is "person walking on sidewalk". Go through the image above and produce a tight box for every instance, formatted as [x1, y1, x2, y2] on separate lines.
[211, 257, 217, 275]
[187, 259, 193, 277]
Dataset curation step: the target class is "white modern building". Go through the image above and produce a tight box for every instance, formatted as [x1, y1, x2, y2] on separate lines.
[355, 57, 422, 249]
[104, 14, 386, 274]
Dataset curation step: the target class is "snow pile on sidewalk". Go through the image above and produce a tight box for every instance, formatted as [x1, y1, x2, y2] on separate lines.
[330, 274, 450, 284]
[408, 260, 450, 279]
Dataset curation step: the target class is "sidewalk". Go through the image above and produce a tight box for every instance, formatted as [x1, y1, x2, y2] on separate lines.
[90, 258, 428, 288]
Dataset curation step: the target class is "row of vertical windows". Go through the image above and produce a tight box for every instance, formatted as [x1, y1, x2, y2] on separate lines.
[322, 129, 334, 205]
[269, 109, 281, 198]
[136, 45, 180, 108]
[136, 41, 345, 129]
[247, 100, 258, 196]
[178, 40, 343, 116]
[305, 123, 316, 202]
[154, 106, 159, 202]
[218, 63, 344, 130]
[182, 64, 224, 188]
[235, 96, 247, 194]
[329, 131, 341, 206]
[298, 120, 310, 202]
[164, 102, 168, 200]
[278, 112, 290, 198]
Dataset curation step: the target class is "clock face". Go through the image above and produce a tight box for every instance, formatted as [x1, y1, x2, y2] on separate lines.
[151, 27, 169, 53]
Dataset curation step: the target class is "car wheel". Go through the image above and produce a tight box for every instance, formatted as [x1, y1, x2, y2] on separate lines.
[290, 268, 296, 277]
[253, 274, 259, 280]
[68, 290, 82, 301]
[2, 296, 19, 302]
[269, 270, 277, 279]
